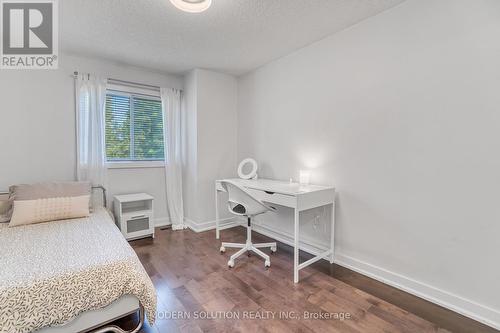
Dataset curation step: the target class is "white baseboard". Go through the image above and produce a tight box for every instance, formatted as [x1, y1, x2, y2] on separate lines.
[185, 216, 237, 233]
[155, 217, 171, 227]
[252, 222, 329, 255]
[334, 253, 500, 330]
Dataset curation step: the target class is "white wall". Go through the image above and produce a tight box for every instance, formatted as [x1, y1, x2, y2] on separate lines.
[0, 53, 183, 224]
[182, 69, 238, 228]
[196, 69, 238, 223]
[237, 0, 500, 328]
[182, 70, 199, 223]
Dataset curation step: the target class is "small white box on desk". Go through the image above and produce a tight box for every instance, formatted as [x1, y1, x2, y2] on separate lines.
[114, 193, 154, 241]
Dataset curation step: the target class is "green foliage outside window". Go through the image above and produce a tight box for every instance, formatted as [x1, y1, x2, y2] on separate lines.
[105, 93, 165, 161]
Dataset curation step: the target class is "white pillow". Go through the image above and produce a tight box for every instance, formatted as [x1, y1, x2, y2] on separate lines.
[9, 195, 90, 227]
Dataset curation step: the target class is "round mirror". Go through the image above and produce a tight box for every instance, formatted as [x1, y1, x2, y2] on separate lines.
[238, 158, 258, 180]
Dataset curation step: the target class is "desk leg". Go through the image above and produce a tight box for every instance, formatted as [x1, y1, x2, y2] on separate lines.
[294, 208, 299, 283]
[330, 201, 335, 264]
[215, 187, 220, 240]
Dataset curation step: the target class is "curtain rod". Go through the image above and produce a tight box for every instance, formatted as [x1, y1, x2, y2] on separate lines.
[72, 71, 163, 92]
[108, 78, 161, 91]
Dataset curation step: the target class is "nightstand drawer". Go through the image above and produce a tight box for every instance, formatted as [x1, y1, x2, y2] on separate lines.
[123, 212, 153, 239]
[126, 215, 152, 233]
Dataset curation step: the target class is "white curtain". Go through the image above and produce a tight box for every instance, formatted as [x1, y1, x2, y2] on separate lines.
[161, 88, 185, 230]
[75, 74, 108, 193]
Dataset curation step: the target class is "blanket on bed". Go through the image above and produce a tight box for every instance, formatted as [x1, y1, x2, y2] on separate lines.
[0, 208, 156, 333]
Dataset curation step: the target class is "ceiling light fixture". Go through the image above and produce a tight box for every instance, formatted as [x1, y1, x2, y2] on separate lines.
[169, 0, 212, 13]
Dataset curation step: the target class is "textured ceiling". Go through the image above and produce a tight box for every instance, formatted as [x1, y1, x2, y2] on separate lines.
[61, 0, 405, 75]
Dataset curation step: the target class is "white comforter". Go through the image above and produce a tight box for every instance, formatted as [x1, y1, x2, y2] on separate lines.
[0, 208, 156, 333]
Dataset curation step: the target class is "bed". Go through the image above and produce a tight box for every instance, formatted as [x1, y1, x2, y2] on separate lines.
[0, 188, 157, 333]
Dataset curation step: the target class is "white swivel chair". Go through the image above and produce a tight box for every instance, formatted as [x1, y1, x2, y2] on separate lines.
[219, 180, 277, 268]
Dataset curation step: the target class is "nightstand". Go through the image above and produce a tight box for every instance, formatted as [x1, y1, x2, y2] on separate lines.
[114, 193, 154, 240]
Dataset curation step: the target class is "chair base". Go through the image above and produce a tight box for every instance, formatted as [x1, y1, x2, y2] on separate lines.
[220, 241, 277, 268]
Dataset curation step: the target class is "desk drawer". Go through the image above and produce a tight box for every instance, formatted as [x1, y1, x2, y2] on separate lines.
[246, 188, 296, 208]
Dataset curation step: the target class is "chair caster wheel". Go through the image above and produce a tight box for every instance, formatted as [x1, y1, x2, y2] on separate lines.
[265, 260, 271, 269]
[228, 260, 235, 268]
[220, 246, 225, 254]
[270, 246, 277, 254]
[247, 251, 251, 257]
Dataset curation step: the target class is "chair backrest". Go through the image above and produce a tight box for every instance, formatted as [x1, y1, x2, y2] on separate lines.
[221, 181, 275, 217]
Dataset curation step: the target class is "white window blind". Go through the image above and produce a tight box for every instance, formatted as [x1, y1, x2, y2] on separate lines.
[105, 90, 164, 162]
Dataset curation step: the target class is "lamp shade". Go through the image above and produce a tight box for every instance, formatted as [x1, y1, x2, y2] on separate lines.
[299, 170, 311, 185]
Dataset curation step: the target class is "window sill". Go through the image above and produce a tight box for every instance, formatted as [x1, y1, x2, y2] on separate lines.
[107, 161, 165, 169]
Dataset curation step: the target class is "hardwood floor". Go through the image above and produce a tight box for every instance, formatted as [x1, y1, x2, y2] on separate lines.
[112, 227, 497, 333]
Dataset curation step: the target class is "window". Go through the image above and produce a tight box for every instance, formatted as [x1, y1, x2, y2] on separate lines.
[105, 91, 164, 162]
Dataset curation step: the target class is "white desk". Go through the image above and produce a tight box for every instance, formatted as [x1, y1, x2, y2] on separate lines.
[215, 178, 335, 283]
